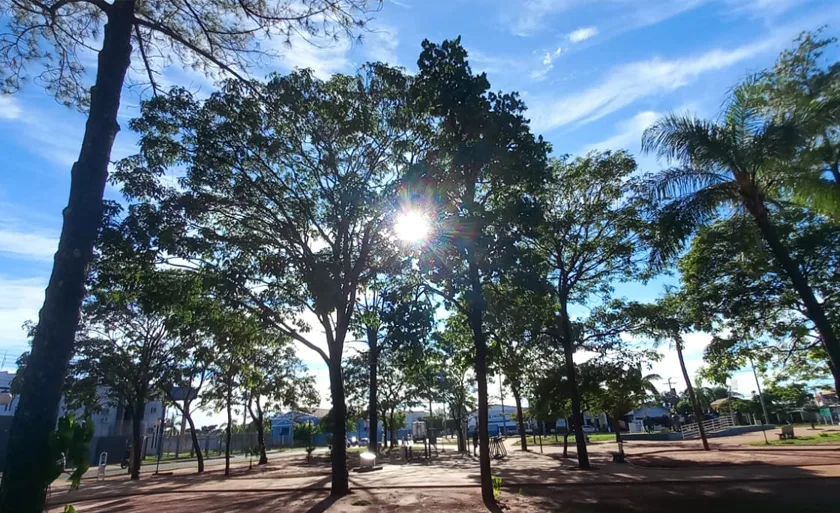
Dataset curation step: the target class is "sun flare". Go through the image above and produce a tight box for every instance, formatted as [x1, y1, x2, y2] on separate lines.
[394, 211, 430, 243]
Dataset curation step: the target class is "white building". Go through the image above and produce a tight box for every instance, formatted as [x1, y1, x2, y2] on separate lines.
[0, 371, 163, 437]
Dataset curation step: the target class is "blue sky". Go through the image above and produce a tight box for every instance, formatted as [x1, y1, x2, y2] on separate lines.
[1, 0, 838, 422]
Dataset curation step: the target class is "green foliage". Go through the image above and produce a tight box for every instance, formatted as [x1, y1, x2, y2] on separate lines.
[679, 210, 838, 384]
[46, 414, 94, 491]
[0, 0, 377, 107]
[492, 476, 502, 499]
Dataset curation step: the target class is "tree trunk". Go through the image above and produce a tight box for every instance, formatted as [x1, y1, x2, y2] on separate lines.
[743, 191, 840, 376]
[828, 359, 840, 394]
[225, 385, 232, 477]
[512, 386, 527, 451]
[676, 336, 710, 451]
[389, 410, 396, 447]
[467, 296, 494, 506]
[184, 410, 204, 473]
[329, 356, 349, 496]
[367, 327, 379, 454]
[130, 402, 144, 480]
[612, 413, 624, 457]
[455, 416, 466, 453]
[255, 402, 268, 465]
[562, 423, 570, 458]
[557, 309, 590, 469]
[0, 3, 136, 510]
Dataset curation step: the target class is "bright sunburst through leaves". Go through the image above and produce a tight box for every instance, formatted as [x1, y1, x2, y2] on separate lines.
[394, 211, 430, 243]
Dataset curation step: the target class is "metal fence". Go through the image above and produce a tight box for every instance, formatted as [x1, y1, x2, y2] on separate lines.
[681, 415, 734, 439]
[149, 432, 281, 458]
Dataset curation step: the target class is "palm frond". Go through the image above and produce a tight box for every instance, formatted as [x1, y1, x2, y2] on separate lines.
[650, 180, 740, 265]
[643, 166, 729, 202]
[642, 113, 736, 170]
[785, 172, 840, 220]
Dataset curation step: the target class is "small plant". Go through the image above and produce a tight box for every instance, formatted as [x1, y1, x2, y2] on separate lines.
[352, 499, 372, 506]
[492, 476, 502, 499]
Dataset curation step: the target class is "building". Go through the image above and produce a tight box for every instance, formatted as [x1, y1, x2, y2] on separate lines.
[271, 408, 430, 446]
[0, 371, 163, 438]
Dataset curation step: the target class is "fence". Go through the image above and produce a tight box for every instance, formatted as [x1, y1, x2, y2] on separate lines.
[148, 432, 282, 459]
[681, 415, 734, 439]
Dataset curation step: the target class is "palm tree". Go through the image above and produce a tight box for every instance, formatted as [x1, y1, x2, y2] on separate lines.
[641, 81, 840, 379]
[592, 361, 660, 460]
[635, 293, 711, 451]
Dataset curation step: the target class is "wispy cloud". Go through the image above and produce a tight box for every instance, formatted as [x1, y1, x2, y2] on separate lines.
[504, 0, 705, 37]
[528, 36, 777, 132]
[364, 24, 401, 66]
[0, 95, 21, 120]
[583, 110, 660, 152]
[269, 33, 353, 79]
[0, 208, 59, 261]
[0, 277, 45, 358]
[567, 26, 598, 43]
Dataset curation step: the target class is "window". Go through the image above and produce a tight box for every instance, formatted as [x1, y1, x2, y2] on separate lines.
[150, 407, 158, 414]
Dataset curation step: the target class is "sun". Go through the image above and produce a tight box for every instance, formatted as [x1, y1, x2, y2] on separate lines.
[394, 211, 430, 243]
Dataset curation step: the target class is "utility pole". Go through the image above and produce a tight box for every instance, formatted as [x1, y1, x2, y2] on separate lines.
[665, 377, 675, 392]
[750, 358, 771, 445]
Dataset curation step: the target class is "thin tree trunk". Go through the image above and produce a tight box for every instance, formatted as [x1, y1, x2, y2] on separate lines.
[562, 423, 570, 458]
[184, 410, 204, 472]
[745, 192, 840, 375]
[0, 3, 136, 510]
[329, 356, 349, 496]
[367, 327, 379, 454]
[466, 294, 494, 506]
[612, 413, 624, 457]
[558, 307, 590, 469]
[225, 383, 232, 477]
[130, 402, 144, 480]
[512, 386, 527, 451]
[255, 402, 268, 465]
[389, 410, 397, 447]
[676, 336, 710, 451]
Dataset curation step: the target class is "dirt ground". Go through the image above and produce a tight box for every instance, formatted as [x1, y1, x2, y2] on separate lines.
[49, 480, 840, 513]
[47, 428, 840, 512]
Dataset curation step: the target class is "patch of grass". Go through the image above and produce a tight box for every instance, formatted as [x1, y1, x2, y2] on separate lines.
[511, 433, 615, 445]
[749, 431, 840, 446]
[352, 500, 372, 506]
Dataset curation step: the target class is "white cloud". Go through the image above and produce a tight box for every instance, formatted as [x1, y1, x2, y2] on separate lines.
[0, 277, 45, 362]
[504, 0, 705, 37]
[568, 26, 598, 43]
[583, 110, 660, 152]
[0, 230, 57, 261]
[529, 36, 776, 132]
[270, 34, 353, 80]
[0, 95, 21, 120]
[364, 24, 400, 66]
[723, 0, 807, 17]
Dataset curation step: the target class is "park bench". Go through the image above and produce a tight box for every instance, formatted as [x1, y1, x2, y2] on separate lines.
[778, 425, 795, 440]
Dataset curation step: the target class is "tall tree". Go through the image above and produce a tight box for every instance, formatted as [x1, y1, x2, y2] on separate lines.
[527, 151, 652, 469]
[116, 63, 423, 495]
[484, 282, 549, 451]
[353, 274, 435, 453]
[407, 38, 550, 504]
[757, 31, 840, 219]
[629, 294, 711, 451]
[71, 216, 204, 480]
[588, 357, 660, 459]
[0, 1, 377, 506]
[641, 77, 840, 383]
[242, 336, 318, 465]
